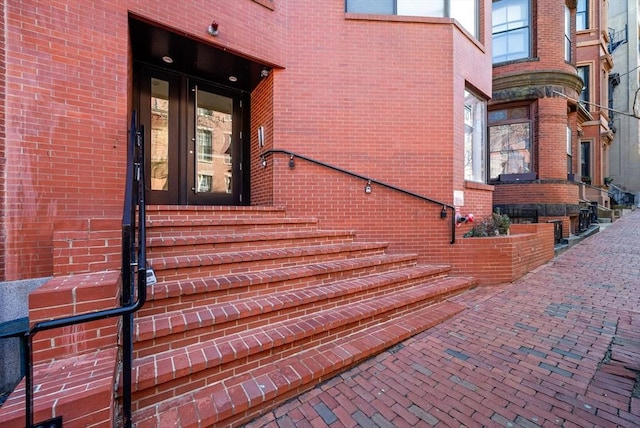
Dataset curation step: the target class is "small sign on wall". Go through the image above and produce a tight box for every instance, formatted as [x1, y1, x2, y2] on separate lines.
[453, 190, 464, 207]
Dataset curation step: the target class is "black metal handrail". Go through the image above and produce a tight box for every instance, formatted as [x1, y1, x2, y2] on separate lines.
[23, 111, 147, 428]
[261, 149, 456, 244]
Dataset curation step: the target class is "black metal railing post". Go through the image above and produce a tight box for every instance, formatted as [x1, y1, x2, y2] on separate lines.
[261, 149, 456, 244]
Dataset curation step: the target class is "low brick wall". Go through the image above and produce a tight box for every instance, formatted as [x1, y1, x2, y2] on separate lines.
[448, 223, 555, 285]
[29, 271, 121, 363]
[52, 218, 122, 277]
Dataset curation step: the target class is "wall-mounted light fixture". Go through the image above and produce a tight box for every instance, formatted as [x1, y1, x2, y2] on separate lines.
[208, 21, 219, 36]
[364, 180, 372, 194]
[261, 69, 270, 78]
[261, 156, 267, 168]
[258, 126, 265, 147]
[440, 206, 447, 219]
[288, 154, 295, 168]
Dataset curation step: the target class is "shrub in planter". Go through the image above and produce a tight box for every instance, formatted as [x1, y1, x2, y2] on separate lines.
[464, 213, 511, 237]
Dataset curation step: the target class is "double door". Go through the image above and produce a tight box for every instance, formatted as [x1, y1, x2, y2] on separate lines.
[138, 67, 246, 205]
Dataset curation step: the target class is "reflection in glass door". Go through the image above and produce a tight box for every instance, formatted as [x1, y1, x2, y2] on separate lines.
[194, 88, 233, 196]
[151, 78, 170, 191]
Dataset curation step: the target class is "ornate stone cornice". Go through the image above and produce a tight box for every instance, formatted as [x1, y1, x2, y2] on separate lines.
[492, 70, 583, 103]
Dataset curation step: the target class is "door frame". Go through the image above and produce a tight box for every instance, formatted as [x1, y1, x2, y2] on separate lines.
[135, 63, 249, 206]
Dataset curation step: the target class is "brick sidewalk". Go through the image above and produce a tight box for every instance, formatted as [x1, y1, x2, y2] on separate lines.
[247, 211, 640, 427]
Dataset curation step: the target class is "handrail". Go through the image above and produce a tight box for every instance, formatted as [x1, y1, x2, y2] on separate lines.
[261, 149, 456, 244]
[23, 111, 147, 428]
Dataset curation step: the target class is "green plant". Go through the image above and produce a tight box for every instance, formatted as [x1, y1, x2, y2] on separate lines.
[581, 176, 592, 184]
[604, 177, 614, 186]
[464, 213, 511, 237]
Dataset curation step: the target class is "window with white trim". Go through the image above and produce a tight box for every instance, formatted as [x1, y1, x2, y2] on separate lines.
[576, 0, 588, 30]
[464, 89, 487, 183]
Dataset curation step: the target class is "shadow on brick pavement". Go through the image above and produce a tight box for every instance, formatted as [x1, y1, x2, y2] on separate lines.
[246, 211, 640, 428]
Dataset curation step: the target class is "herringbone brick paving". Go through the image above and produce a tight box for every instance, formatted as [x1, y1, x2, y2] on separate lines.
[247, 211, 640, 427]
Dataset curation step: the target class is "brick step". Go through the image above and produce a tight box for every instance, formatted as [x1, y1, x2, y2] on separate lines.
[146, 215, 320, 236]
[146, 229, 357, 258]
[133, 265, 454, 357]
[132, 300, 467, 428]
[130, 277, 475, 408]
[145, 205, 288, 220]
[138, 253, 422, 318]
[147, 241, 390, 282]
[0, 348, 118, 428]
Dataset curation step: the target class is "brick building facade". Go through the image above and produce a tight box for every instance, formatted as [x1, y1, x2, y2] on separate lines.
[489, 0, 588, 236]
[2, 1, 493, 283]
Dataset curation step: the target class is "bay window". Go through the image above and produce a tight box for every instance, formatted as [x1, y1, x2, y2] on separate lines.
[488, 106, 532, 180]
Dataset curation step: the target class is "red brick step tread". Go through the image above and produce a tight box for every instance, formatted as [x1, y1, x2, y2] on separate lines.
[144, 253, 425, 307]
[131, 277, 474, 394]
[146, 216, 320, 233]
[132, 301, 467, 427]
[134, 264, 454, 346]
[146, 229, 358, 258]
[147, 229, 355, 249]
[147, 241, 391, 280]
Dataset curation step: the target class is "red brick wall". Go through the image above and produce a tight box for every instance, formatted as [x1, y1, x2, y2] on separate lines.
[29, 271, 121, 362]
[0, 2, 5, 281]
[4, 1, 493, 279]
[250, 74, 275, 205]
[447, 223, 555, 285]
[264, 4, 493, 261]
[3, 0, 288, 280]
[493, 181, 579, 204]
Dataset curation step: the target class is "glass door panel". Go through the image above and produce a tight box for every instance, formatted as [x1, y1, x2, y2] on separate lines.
[195, 89, 233, 195]
[151, 78, 170, 191]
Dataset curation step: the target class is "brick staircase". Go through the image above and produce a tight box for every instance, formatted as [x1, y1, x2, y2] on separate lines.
[0, 205, 476, 427]
[130, 206, 475, 427]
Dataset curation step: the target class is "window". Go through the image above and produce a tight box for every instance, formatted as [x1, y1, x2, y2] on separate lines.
[197, 174, 213, 192]
[346, 0, 478, 37]
[488, 106, 531, 180]
[567, 126, 572, 175]
[197, 129, 213, 162]
[576, 0, 588, 30]
[564, 5, 571, 62]
[464, 89, 487, 183]
[577, 66, 590, 109]
[492, 0, 530, 63]
[581, 141, 591, 178]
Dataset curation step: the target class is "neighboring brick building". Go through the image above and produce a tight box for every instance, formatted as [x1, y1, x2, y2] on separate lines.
[575, 0, 614, 208]
[490, 0, 586, 236]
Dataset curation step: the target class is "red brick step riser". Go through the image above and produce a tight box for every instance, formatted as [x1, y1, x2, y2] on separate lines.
[145, 205, 288, 219]
[130, 278, 475, 408]
[133, 266, 454, 358]
[147, 242, 390, 283]
[145, 218, 320, 237]
[132, 301, 467, 428]
[146, 230, 357, 258]
[137, 254, 423, 318]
